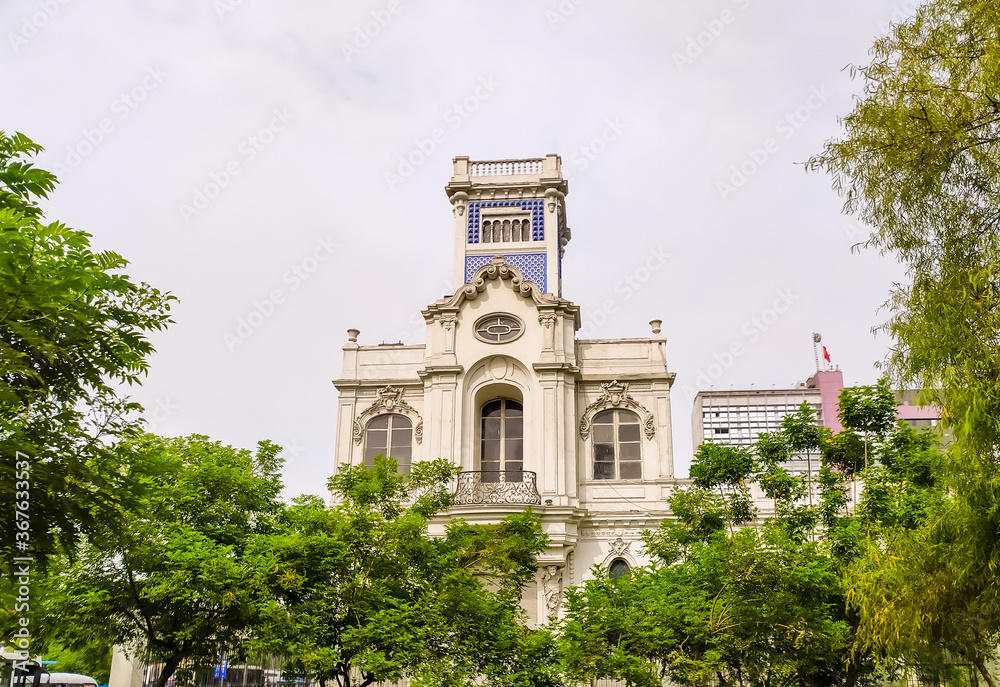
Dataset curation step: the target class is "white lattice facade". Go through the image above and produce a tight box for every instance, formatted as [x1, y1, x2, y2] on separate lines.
[332, 155, 680, 624]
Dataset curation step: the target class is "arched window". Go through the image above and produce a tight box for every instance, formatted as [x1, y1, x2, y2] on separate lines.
[364, 414, 412, 473]
[482, 220, 492, 243]
[480, 399, 523, 482]
[609, 558, 631, 580]
[592, 409, 641, 480]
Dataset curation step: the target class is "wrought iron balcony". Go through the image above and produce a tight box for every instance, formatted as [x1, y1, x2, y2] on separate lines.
[453, 470, 541, 506]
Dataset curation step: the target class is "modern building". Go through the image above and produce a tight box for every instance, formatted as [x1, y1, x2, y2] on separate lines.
[692, 369, 947, 468]
[691, 369, 844, 469]
[331, 155, 681, 625]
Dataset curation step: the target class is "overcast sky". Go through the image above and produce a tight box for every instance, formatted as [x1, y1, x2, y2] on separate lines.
[5, 0, 920, 498]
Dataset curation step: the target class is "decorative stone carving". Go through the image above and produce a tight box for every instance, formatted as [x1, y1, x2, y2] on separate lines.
[541, 565, 563, 621]
[609, 537, 631, 557]
[352, 386, 423, 445]
[580, 527, 642, 539]
[440, 315, 457, 331]
[452, 191, 468, 217]
[538, 313, 556, 329]
[579, 380, 656, 440]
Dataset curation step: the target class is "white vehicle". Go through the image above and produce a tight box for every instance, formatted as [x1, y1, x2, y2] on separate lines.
[36, 674, 98, 687]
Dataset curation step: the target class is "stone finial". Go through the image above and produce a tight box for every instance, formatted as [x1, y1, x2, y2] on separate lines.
[347, 328, 360, 342]
[649, 319, 662, 335]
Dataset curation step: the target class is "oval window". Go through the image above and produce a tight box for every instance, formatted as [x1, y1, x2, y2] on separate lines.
[474, 314, 523, 343]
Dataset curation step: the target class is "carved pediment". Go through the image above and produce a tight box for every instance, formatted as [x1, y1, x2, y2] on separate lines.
[352, 386, 423, 445]
[422, 256, 581, 328]
[579, 380, 656, 440]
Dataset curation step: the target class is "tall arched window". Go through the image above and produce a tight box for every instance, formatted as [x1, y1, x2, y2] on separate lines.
[480, 399, 523, 482]
[592, 409, 641, 480]
[364, 414, 412, 473]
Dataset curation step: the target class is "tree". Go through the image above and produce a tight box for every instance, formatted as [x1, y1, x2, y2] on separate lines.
[689, 443, 757, 534]
[561, 423, 886, 687]
[258, 457, 551, 687]
[0, 131, 174, 561]
[809, 3, 1000, 683]
[562, 503, 859, 687]
[837, 377, 897, 472]
[39, 434, 284, 687]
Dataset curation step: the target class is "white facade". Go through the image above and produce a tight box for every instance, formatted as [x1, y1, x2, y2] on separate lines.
[332, 155, 680, 624]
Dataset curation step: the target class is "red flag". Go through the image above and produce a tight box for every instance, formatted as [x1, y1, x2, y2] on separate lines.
[823, 346, 831, 363]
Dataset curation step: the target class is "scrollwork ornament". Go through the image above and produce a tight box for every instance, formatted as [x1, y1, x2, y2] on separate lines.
[353, 386, 423, 445]
[609, 537, 631, 557]
[579, 380, 656, 440]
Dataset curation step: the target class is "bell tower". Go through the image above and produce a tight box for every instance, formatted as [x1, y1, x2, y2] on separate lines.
[445, 155, 570, 296]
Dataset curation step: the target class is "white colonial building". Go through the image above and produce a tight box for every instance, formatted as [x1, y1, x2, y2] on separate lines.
[332, 155, 681, 624]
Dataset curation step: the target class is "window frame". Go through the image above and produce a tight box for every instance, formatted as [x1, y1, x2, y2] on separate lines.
[363, 413, 413, 473]
[473, 313, 524, 344]
[591, 408, 642, 481]
[479, 398, 524, 482]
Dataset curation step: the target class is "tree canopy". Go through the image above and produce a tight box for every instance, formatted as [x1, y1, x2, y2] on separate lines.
[39, 434, 284, 687]
[0, 131, 173, 561]
[258, 457, 553, 687]
[809, 2, 1000, 684]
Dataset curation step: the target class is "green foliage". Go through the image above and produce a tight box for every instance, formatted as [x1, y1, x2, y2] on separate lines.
[753, 431, 791, 468]
[820, 430, 866, 476]
[562, 526, 856, 687]
[32, 435, 284, 687]
[260, 458, 551, 687]
[837, 377, 897, 440]
[809, 2, 1000, 682]
[689, 443, 757, 489]
[780, 402, 824, 453]
[562, 378, 957, 687]
[0, 131, 174, 562]
[39, 641, 113, 684]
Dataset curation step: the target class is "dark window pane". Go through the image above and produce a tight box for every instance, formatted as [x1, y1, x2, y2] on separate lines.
[390, 415, 411, 429]
[482, 439, 501, 462]
[506, 439, 523, 461]
[594, 462, 615, 480]
[619, 443, 641, 460]
[609, 559, 631, 579]
[367, 430, 387, 448]
[481, 465, 500, 482]
[483, 417, 501, 439]
[391, 428, 412, 447]
[483, 400, 503, 417]
[505, 417, 523, 439]
[595, 443, 615, 461]
[618, 423, 641, 442]
[364, 448, 382, 467]
[369, 415, 390, 429]
[594, 425, 614, 443]
[619, 461, 641, 480]
[504, 464, 523, 480]
[505, 400, 523, 416]
[389, 446, 411, 463]
[593, 410, 614, 424]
